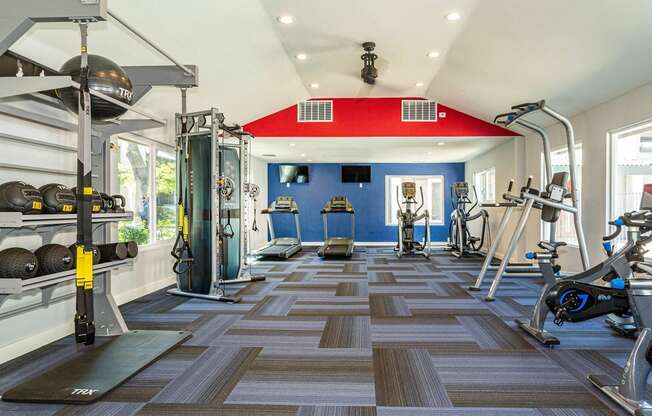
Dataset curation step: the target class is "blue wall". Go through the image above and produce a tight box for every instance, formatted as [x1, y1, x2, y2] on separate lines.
[267, 163, 465, 242]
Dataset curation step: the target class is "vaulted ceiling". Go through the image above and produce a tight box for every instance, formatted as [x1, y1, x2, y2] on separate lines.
[8, 0, 652, 145]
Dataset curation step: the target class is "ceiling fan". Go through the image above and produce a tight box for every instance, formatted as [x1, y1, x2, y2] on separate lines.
[360, 41, 378, 85]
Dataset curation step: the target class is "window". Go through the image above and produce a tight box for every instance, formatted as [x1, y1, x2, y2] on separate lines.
[155, 150, 176, 241]
[609, 120, 652, 246]
[542, 145, 582, 246]
[385, 175, 444, 225]
[116, 137, 176, 245]
[473, 167, 495, 203]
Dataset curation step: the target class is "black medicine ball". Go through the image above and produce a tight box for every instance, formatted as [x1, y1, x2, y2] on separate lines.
[39, 183, 76, 214]
[0, 181, 43, 214]
[34, 244, 73, 275]
[0, 247, 39, 279]
[56, 54, 133, 122]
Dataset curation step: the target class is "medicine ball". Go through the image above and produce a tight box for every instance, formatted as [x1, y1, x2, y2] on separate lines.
[72, 187, 103, 213]
[0, 248, 38, 279]
[98, 242, 128, 262]
[56, 54, 133, 122]
[34, 244, 73, 275]
[39, 183, 76, 214]
[68, 244, 101, 267]
[0, 181, 43, 214]
[125, 241, 138, 258]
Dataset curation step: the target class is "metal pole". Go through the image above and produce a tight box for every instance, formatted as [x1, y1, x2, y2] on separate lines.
[107, 9, 195, 77]
[541, 105, 590, 270]
[469, 205, 514, 290]
[485, 198, 535, 301]
[514, 119, 557, 244]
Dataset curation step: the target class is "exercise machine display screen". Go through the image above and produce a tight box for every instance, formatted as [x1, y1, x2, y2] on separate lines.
[640, 184, 652, 210]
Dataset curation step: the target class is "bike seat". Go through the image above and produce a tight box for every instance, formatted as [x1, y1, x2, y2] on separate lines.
[538, 241, 567, 252]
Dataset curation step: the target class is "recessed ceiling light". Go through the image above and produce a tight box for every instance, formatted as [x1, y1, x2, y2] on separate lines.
[427, 51, 440, 58]
[307, 159, 313, 162]
[300, 153, 307, 157]
[415, 82, 424, 87]
[437, 142, 445, 146]
[445, 11, 461, 21]
[310, 83, 320, 89]
[295, 53, 308, 61]
[289, 143, 296, 147]
[262, 153, 277, 157]
[277, 15, 294, 24]
[427, 151, 433, 155]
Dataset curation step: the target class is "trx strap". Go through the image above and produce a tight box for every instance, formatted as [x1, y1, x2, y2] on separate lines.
[74, 22, 95, 346]
[171, 98, 194, 276]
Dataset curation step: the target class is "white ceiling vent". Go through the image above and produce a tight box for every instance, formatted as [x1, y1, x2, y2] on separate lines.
[402, 100, 437, 122]
[298, 100, 333, 122]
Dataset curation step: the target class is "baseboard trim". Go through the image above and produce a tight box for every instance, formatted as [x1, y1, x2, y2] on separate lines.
[0, 321, 73, 365]
[113, 275, 176, 306]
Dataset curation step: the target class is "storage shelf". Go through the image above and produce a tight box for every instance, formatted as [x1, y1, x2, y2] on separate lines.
[0, 259, 134, 295]
[0, 212, 134, 228]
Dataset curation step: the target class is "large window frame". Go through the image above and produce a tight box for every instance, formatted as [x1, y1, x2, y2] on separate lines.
[541, 144, 582, 247]
[473, 167, 496, 203]
[384, 175, 445, 226]
[114, 136, 176, 247]
[608, 118, 652, 246]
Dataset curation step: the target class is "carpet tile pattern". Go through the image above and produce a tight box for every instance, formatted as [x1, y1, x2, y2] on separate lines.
[0, 247, 638, 415]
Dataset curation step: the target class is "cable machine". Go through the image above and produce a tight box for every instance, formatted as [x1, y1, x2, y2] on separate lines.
[169, 108, 265, 303]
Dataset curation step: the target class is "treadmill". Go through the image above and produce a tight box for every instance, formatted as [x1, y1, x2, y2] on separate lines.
[318, 196, 355, 258]
[257, 196, 302, 259]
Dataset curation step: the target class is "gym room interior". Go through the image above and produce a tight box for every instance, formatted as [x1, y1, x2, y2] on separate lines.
[2, 1, 652, 415]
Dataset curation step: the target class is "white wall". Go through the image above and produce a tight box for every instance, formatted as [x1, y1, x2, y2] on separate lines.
[0, 96, 174, 364]
[466, 81, 652, 271]
[249, 156, 269, 250]
[464, 138, 527, 261]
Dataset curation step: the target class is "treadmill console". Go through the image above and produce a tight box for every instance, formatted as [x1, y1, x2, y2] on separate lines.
[331, 196, 348, 211]
[274, 196, 294, 211]
[401, 182, 417, 198]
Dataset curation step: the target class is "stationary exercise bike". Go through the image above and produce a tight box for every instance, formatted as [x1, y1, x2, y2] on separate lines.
[448, 182, 489, 258]
[545, 204, 652, 414]
[395, 182, 431, 258]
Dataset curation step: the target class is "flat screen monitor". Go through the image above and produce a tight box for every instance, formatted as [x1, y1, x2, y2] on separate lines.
[279, 165, 309, 183]
[342, 165, 371, 183]
[640, 183, 652, 210]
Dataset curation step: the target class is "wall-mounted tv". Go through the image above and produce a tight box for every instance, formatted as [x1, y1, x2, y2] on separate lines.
[279, 165, 309, 183]
[342, 165, 371, 183]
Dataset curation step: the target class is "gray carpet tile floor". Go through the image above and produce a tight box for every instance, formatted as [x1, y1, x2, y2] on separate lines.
[0, 247, 638, 415]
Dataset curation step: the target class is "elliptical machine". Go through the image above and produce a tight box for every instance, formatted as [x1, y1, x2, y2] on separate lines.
[448, 182, 489, 258]
[395, 182, 431, 258]
[545, 198, 652, 415]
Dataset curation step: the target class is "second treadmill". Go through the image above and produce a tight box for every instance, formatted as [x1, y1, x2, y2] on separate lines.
[257, 196, 302, 259]
[318, 196, 355, 258]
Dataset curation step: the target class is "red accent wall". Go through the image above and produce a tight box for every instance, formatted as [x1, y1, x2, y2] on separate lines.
[244, 97, 518, 138]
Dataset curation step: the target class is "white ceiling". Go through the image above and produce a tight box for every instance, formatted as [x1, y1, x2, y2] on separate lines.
[250, 137, 510, 163]
[8, 0, 652, 159]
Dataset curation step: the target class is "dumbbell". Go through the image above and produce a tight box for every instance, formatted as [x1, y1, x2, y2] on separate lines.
[97, 242, 128, 262]
[68, 244, 102, 267]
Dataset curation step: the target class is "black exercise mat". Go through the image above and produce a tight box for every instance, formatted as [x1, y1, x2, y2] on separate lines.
[1, 330, 191, 404]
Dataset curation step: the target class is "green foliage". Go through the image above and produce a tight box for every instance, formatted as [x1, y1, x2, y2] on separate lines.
[119, 221, 150, 245]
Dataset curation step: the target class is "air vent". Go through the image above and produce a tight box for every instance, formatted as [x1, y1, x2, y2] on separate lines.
[298, 100, 333, 122]
[402, 100, 437, 122]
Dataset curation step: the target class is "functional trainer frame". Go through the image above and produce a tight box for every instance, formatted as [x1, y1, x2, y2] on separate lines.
[168, 108, 265, 303]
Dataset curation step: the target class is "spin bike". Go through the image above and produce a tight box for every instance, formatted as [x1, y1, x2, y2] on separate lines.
[448, 182, 489, 258]
[395, 182, 431, 258]
[545, 207, 652, 415]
